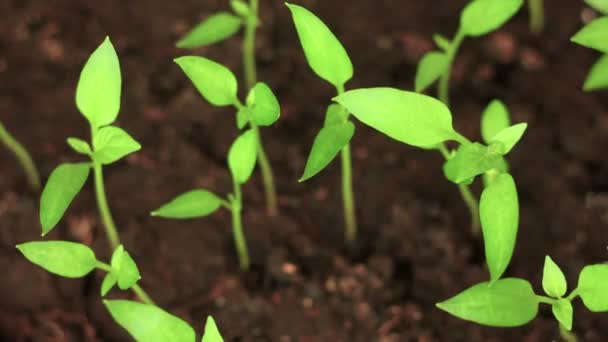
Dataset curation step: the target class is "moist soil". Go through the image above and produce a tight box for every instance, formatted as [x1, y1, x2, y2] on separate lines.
[1, 0, 608, 341]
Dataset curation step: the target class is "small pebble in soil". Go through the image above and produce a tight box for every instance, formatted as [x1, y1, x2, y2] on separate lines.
[484, 32, 518, 65]
[519, 47, 546, 71]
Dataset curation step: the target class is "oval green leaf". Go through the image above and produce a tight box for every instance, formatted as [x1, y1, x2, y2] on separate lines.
[177, 13, 242, 49]
[443, 142, 503, 184]
[552, 299, 573, 331]
[16, 241, 97, 278]
[571, 17, 608, 53]
[433, 34, 451, 51]
[415, 51, 448, 92]
[67, 137, 92, 155]
[300, 121, 355, 182]
[481, 100, 511, 143]
[584, 54, 608, 91]
[437, 278, 539, 327]
[228, 129, 258, 184]
[40, 163, 91, 235]
[246, 82, 280, 126]
[174, 56, 238, 107]
[231, 0, 250, 17]
[152, 190, 223, 219]
[480, 173, 519, 282]
[202, 316, 224, 342]
[104, 300, 196, 342]
[460, 0, 524, 37]
[334, 87, 458, 148]
[76, 37, 121, 128]
[101, 272, 117, 296]
[489, 123, 527, 155]
[286, 3, 353, 88]
[542, 255, 567, 298]
[577, 264, 608, 312]
[93, 126, 141, 165]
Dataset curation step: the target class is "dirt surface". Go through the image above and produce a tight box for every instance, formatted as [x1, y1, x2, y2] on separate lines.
[1, 0, 608, 341]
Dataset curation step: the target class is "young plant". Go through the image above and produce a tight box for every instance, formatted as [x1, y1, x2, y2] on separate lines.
[571, 4, 608, 91]
[333, 89, 527, 235]
[177, 0, 279, 216]
[286, 3, 358, 242]
[38, 37, 141, 251]
[152, 129, 259, 271]
[0, 120, 41, 191]
[415, 0, 524, 106]
[528, 0, 544, 34]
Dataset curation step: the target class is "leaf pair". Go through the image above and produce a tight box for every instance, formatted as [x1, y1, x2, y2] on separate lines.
[102, 245, 141, 296]
[105, 300, 224, 342]
[571, 14, 608, 91]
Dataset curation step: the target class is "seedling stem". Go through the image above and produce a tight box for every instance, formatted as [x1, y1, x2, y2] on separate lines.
[231, 178, 250, 270]
[0, 120, 41, 191]
[93, 160, 121, 250]
[529, 0, 544, 34]
[438, 28, 465, 108]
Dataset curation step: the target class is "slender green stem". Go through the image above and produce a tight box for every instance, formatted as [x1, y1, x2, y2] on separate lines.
[559, 324, 578, 342]
[92, 161, 121, 250]
[242, 0, 279, 216]
[438, 28, 465, 108]
[0, 120, 41, 191]
[529, 0, 545, 34]
[566, 288, 579, 301]
[96, 262, 154, 305]
[535, 294, 556, 305]
[231, 178, 250, 270]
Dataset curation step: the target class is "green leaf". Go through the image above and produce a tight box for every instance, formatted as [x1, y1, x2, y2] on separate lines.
[93, 126, 141, 165]
[177, 13, 242, 49]
[433, 34, 451, 51]
[334, 88, 459, 148]
[577, 264, 608, 312]
[489, 123, 527, 155]
[76, 37, 121, 128]
[584, 54, 608, 91]
[481, 100, 511, 144]
[437, 278, 539, 327]
[202, 316, 224, 342]
[587, 0, 608, 14]
[300, 121, 355, 182]
[174, 56, 238, 107]
[40, 163, 90, 235]
[324, 104, 347, 127]
[109, 245, 141, 290]
[101, 272, 117, 296]
[228, 129, 258, 184]
[152, 190, 223, 219]
[67, 137, 92, 155]
[104, 300, 196, 342]
[571, 17, 608, 53]
[286, 3, 353, 88]
[479, 173, 519, 282]
[16, 241, 97, 278]
[542, 256, 567, 298]
[460, 0, 524, 37]
[230, 0, 250, 17]
[443, 142, 503, 184]
[415, 51, 448, 92]
[552, 299, 573, 331]
[236, 107, 250, 129]
[246, 82, 280, 126]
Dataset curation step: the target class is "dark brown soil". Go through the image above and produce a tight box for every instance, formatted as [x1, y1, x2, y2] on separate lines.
[2, 0, 608, 341]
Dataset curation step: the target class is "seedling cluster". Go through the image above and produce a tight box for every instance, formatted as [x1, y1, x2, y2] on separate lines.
[9, 0, 608, 341]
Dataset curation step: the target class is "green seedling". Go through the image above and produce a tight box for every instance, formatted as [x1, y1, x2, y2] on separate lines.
[106, 300, 224, 342]
[17, 241, 153, 304]
[38, 37, 141, 251]
[286, 3, 358, 242]
[571, 4, 608, 91]
[177, 0, 279, 216]
[333, 88, 527, 235]
[0, 120, 41, 191]
[415, 0, 524, 106]
[528, 0, 544, 34]
[152, 129, 259, 271]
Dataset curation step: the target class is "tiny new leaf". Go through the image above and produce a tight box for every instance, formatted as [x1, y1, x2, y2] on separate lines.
[40, 163, 91, 235]
[112, 247, 141, 290]
[324, 103, 347, 127]
[489, 123, 527, 155]
[228, 129, 258, 184]
[230, 0, 250, 17]
[479, 173, 519, 282]
[101, 272, 117, 296]
[443, 142, 503, 184]
[552, 299, 574, 331]
[460, 0, 524, 37]
[334, 88, 459, 148]
[104, 300, 196, 342]
[481, 100, 511, 143]
[542, 256, 567, 298]
[152, 190, 223, 219]
[584, 54, 608, 91]
[577, 264, 608, 312]
[202, 316, 224, 342]
[437, 278, 539, 327]
[571, 17, 608, 53]
[433, 34, 451, 51]
[300, 121, 355, 182]
[286, 3, 353, 88]
[174, 56, 238, 107]
[177, 13, 242, 49]
[76, 37, 122, 128]
[93, 126, 141, 165]
[16, 241, 97, 278]
[415, 51, 448, 92]
[246, 82, 280, 126]
[67, 137, 92, 155]
[236, 107, 250, 129]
